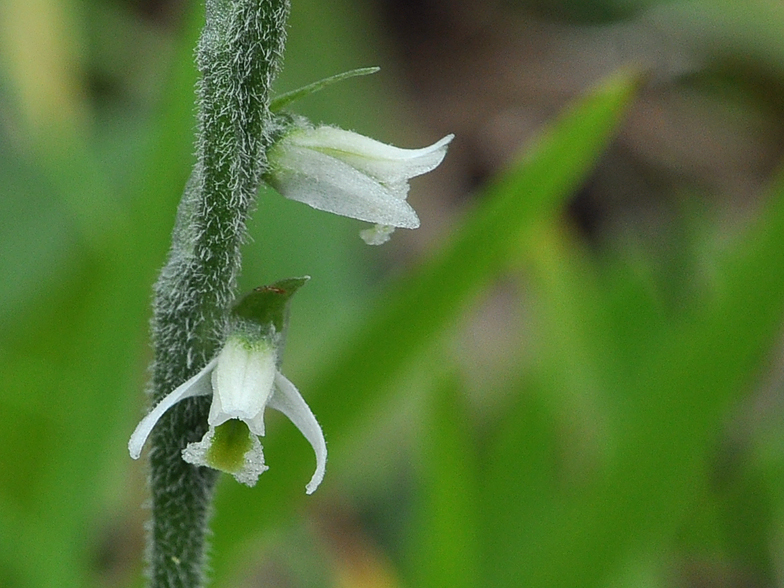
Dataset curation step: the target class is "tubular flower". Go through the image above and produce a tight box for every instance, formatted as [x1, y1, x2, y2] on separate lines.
[265, 123, 453, 244]
[129, 279, 326, 494]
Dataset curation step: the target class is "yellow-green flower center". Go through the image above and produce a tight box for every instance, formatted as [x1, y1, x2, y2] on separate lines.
[206, 420, 253, 474]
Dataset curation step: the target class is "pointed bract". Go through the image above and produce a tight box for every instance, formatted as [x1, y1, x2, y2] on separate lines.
[270, 66, 380, 111]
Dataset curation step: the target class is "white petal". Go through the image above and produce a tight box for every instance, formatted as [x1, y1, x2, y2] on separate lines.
[208, 338, 276, 435]
[181, 427, 269, 487]
[291, 127, 454, 184]
[269, 144, 420, 228]
[245, 408, 268, 437]
[384, 180, 410, 201]
[128, 357, 217, 459]
[268, 372, 327, 494]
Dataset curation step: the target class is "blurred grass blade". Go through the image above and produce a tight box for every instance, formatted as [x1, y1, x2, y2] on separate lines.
[411, 372, 479, 588]
[0, 5, 204, 586]
[484, 164, 784, 588]
[210, 70, 640, 579]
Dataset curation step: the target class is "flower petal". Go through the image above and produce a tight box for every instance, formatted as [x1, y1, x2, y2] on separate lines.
[268, 372, 327, 494]
[208, 338, 276, 435]
[268, 144, 420, 228]
[182, 426, 269, 487]
[128, 357, 217, 459]
[291, 127, 454, 185]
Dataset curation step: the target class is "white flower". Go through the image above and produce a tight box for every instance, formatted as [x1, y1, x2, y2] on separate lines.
[128, 335, 326, 494]
[266, 124, 453, 244]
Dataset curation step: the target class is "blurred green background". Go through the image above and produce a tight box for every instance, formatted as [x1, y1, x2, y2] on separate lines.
[3, 0, 784, 586]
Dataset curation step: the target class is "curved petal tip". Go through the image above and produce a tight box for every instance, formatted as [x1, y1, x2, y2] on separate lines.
[128, 358, 217, 459]
[268, 372, 327, 494]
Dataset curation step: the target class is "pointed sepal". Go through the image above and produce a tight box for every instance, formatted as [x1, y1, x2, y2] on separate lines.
[231, 276, 310, 336]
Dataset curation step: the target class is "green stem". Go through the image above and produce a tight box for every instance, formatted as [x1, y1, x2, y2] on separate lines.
[146, 1, 289, 586]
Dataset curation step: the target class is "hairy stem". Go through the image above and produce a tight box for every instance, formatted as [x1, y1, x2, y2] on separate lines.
[146, 1, 289, 586]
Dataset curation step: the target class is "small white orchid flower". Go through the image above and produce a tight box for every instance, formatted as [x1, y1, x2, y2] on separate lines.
[266, 123, 453, 245]
[129, 279, 326, 494]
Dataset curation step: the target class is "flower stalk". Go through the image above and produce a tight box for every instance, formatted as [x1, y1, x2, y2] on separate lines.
[144, 1, 290, 586]
[134, 0, 452, 583]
